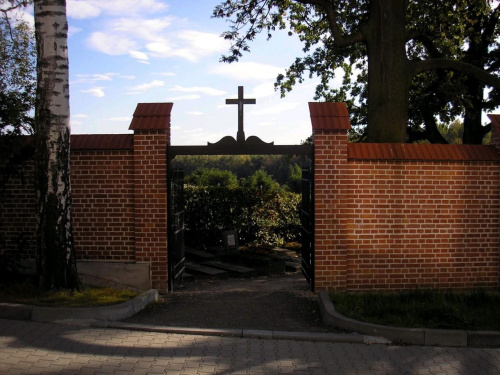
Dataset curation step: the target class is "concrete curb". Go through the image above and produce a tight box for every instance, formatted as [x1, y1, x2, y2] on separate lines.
[99, 321, 384, 344]
[318, 291, 500, 347]
[0, 289, 158, 323]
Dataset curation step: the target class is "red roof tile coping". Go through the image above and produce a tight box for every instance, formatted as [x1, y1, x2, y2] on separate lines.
[129, 103, 173, 131]
[71, 134, 133, 150]
[348, 143, 500, 162]
[309, 102, 351, 130]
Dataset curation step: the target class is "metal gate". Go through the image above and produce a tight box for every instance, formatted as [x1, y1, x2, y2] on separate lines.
[168, 168, 185, 291]
[300, 167, 314, 291]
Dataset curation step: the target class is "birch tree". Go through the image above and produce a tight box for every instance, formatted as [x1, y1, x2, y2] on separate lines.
[34, 0, 79, 291]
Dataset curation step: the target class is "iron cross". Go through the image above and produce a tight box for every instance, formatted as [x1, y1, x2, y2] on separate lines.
[226, 86, 256, 142]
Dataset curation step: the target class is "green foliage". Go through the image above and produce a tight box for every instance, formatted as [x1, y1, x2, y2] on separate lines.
[242, 169, 278, 190]
[186, 168, 238, 187]
[213, 0, 500, 144]
[172, 154, 311, 190]
[287, 164, 302, 193]
[184, 185, 301, 248]
[330, 288, 500, 330]
[0, 16, 35, 136]
[438, 120, 465, 145]
[0, 11, 35, 273]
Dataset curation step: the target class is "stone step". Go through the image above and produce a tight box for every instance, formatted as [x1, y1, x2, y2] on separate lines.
[285, 261, 301, 273]
[274, 247, 300, 258]
[185, 262, 228, 278]
[206, 245, 227, 256]
[185, 246, 216, 262]
[201, 261, 256, 276]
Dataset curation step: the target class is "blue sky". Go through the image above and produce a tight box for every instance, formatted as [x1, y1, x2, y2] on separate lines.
[54, 0, 323, 146]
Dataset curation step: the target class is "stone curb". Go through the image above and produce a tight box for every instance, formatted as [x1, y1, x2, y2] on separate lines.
[0, 289, 158, 323]
[318, 291, 500, 348]
[98, 321, 382, 344]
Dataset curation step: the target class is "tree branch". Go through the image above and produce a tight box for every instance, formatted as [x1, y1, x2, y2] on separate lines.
[406, 31, 442, 58]
[294, 0, 366, 46]
[411, 58, 500, 88]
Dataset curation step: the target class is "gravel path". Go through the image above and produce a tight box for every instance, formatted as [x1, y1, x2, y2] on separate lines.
[123, 273, 340, 333]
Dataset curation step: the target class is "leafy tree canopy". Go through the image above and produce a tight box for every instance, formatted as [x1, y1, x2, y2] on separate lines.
[213, 0, 500, 144]
[187, 168, 239, 187]
[0, 4, 35, 137]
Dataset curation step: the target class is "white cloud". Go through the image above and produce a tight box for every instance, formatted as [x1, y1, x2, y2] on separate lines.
[129, 50, 149, 61]
[165, 31, 229, 62]
[86, 13, 228, 62]
[69, 26, 82, 37]
[67, 1, 101, 19]
[210, 62, 284, 81]
[87, 31, 138, 55]
[120, 75, 136, 80]
[73, 114, 89, 119]
[67, 0, 168, 19]
[250, 83, 276, 98]
[73, 73, 118, 84]
[129, 80, 164, 93]
[187, 111, 203, 116]
[167, 95, 200, 101]
[250, 102, 299, 116]
[81, 87, 105, 97]
[169, 85, 226, 96]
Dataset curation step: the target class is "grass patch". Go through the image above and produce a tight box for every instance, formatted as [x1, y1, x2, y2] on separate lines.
[330, 289, 500, 331]
[0, 276, 139, 308]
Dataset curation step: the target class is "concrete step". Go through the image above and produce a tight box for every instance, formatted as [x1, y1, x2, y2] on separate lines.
[180, 272, 195, 282]
[285, 261, 301, 273]
[185, 262, 228, 278]
[185, 246, 216, 262]
[201, 261, 256, 277]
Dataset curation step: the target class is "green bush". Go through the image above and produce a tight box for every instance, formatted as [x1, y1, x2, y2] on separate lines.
[184, 185, 300, 248]
[186, 168, 238, 187]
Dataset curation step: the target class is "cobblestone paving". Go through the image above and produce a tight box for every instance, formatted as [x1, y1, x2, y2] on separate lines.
[1, 319, 500, 374]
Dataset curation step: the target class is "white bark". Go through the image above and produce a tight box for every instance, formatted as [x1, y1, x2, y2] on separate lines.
[34, 0, 79, 290]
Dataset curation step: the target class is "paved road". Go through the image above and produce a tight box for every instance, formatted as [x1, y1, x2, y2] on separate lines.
[1, 319, 500, 374]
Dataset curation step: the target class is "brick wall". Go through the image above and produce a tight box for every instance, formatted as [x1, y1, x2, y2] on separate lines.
[0, 136, 136, 263]
[1, 103, 172, 292]
[311, 102, 500, 291]
[0, 159, 36, 260]
[345, 160, 499, 290]
[71, 148, 135, 261]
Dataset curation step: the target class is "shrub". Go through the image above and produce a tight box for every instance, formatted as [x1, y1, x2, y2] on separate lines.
[184, 185, 300, 248]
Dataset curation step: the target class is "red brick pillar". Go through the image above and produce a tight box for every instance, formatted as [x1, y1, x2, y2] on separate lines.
[309, 102, 351, 291]
[129, 103, 172, 293]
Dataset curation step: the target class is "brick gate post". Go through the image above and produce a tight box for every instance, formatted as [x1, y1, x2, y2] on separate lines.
[309, 102, 351, 291]
[129, 103, 172, 293]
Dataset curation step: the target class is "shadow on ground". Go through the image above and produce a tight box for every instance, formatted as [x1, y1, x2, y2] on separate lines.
[123, 273, 340, 333]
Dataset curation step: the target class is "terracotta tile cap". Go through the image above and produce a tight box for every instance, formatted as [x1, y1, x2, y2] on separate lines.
[71, 134, 133, 150]
[129, 103, 173, 131]
[309, 102, 351, 131]
[348, 143, 500, 161]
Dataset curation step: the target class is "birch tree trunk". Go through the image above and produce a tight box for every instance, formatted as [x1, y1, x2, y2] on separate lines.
[34, 0, 80, 291]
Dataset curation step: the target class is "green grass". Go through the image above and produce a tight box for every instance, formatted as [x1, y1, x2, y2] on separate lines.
[0, 277, 139, 307]
[330, 289, 500, 331]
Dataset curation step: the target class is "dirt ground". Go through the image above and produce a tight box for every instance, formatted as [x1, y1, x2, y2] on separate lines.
[123, 273, 340, 333]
